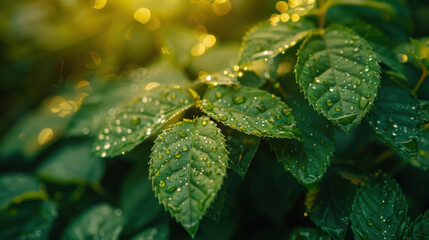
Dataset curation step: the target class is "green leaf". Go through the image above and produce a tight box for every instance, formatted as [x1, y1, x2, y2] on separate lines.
[189, 44, 240, 75]
[350, 173, 408, 240]
[367, 85, 423, 158]
[61, 203, 125, 240]
[92, 85, 193, 158]
[149, 117, 228, 237]
[0, 173, 47, 211]
[415, 130, 429, 171]
[223, 127, 260, 178]
[270, 92, 334, 190]
[410, 38, 429, 61]
[330, 0, 395, 17]
[119, 164, 164, 235]
[305, 173, 357, 239]
[200, 85, 301, 139]
[0, 200, 58, 240]
[67, 60, 190, 137]
[36, 142, 104, 185]
[409, 210, 429, 240]
[130, 225, 169, 240]
[345, 20, 406, 79]
[239, 19, 315, 65]
[295, 25, 381, 133]
[289, 227, 331, 240]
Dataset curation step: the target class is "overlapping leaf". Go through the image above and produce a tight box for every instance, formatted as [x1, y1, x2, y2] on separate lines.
[409, 210, 429, 239]
[367, 85, 423, 158]
[305, 174, 357, 239]
[61, 203, 125, 240]
[120, 164, 164, 234]
[0, 173, 47, 211]
[130, 225, 169, 240]
[0, 200, 58, 240]
[289, 227, 331, 240]
[296, 25, 381, 133]
[67, 61, 190, 137]
[270, 93, 334, 190]
[223, 127, 260, 178]
[200, 85, 301, 139]
[149, 117, 228, 237]
[350, 173, 408, 240]
[92, 85, 193, 158]
[240, 19, 315, 65]
[37, 143, 104, 185]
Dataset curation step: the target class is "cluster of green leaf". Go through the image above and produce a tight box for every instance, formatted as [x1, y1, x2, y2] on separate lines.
[1, 0, 429, 239]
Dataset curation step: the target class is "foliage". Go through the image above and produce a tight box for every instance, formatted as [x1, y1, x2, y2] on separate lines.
[1, 0, 429, 239]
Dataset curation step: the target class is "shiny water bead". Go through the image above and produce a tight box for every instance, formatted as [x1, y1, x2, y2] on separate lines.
[233, 96, 245, 104]
[130, 116, 140, 125]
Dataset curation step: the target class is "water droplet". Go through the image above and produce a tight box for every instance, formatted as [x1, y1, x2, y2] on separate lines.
[212, 147, 217, 152]
[201, 99, 214, 111]
[215, 92, 223, 99]
[256, 105, 266, 112]
[159, 136, 165, 142]
[359, 96, 369, 110]
[202, 119, 208, 126]
[165, 149, 171, 154]
[166, 186, 177, 193]
[326, 99, 333, 107]
[175, 152, 182, 159]
[282, 108, 292, 116]
[233, 96, 245, 104]
[335, 107, 340, 112]
[357, 80, 362, 86]
[130, 116, 140, 125]
[218, 114, 228, 121]
[366, 219, 374, 227]
[159, 180, 166, 188]
[179, 132, 187, 138]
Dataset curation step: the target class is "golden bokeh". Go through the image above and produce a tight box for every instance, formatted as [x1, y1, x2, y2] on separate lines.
[202, 34, 216, 48]
[90, 0, 107, 10]
[276, 1, 289, 13]
[134, 8, 151, 24]
[212, 0, 232, 16]
[191, 43, 206, 56]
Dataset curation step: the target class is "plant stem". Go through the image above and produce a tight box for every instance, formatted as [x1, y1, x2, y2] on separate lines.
[318, 0, 334, 28]
[413, 64, 427, 94]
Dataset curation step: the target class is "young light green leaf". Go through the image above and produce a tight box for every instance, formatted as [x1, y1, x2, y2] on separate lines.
[240, 19, 315, 65]
[149, 117, 228, 237]
[37, 143, 104, 185]
[61, 203, 125, 240]
[367, 85, 423, 158]
[305, 174, 357, 239]
[289, 227, 331, 240]
[409, 209, 429, 239]
[223, 127, 260, 178]
[270, 92, 334, 190]
[410, 38, 429, 65]
[92, 85, 193, 158]
[295, 25, 381, 133]
[130, 225, 169, 240]
[350, 173, 408, 240]
[0, 173, 47, 211]
[200, 85, 301, 139]
[0, 200, 58, 240]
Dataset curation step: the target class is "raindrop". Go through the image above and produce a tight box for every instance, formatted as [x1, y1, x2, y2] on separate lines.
[166, 186, 177, 193]
[233, 96, 245, 104]
[159, 180, 166, 188]
[130, 116, 140, 125]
